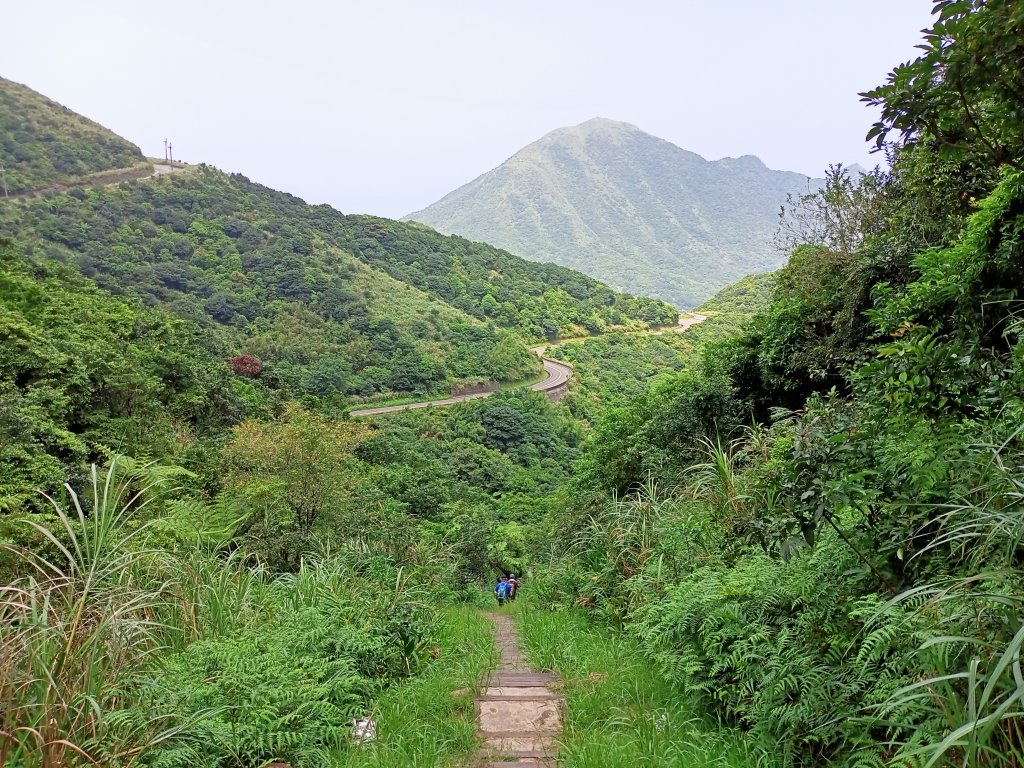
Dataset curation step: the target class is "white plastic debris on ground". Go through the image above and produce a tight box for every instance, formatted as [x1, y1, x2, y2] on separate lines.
[352, 717, 376, 745]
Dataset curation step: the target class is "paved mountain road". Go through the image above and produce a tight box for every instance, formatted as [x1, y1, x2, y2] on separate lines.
[349, 357, 573, 417]
[349, 312, 707, 418]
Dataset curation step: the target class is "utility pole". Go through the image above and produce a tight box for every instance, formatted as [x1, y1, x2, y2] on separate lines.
[164, 138, 168, 164]
[169, 142, 173, 166]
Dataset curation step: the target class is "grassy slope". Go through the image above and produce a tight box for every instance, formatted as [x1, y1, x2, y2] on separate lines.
[0, 77, 145, 194]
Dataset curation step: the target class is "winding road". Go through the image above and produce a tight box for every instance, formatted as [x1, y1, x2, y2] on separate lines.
[349, 357, 573, 417]
[349, 312, 706, 418]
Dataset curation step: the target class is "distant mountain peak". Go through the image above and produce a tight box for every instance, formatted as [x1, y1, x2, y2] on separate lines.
[527, 117, 645, 150]
[568, 116, 643, 133]
[716, 154, 768, 170]
[404, 123, 821, 307]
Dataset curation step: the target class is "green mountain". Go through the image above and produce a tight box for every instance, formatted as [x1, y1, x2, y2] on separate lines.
[405, 118, 819, 308]
[0, 77, 148, 195]
[0, 83, 677, 408]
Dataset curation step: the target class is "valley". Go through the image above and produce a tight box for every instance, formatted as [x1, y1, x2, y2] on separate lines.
[3, 4, 1024, 766]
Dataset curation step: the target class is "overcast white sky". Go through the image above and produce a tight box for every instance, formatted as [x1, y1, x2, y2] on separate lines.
[4, 1, 930, 219]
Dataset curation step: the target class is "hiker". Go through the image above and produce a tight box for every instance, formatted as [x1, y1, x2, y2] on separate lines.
[508, 574, 521, 601]
[494, 575, 511, 606]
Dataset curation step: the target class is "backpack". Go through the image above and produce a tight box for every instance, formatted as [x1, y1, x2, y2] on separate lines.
[496, 581, 510, 598]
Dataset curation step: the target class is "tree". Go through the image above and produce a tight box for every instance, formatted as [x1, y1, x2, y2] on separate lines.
[486, 333, 540, 382]
[861, 0, 1024, 171]
[774, 164, 886, 256]
[222, 405, 368, 568]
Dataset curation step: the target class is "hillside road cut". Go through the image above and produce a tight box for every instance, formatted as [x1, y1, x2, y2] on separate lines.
[349, 312, 706, 418]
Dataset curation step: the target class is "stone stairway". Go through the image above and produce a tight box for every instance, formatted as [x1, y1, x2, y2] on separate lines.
[476, 613, 563, 766]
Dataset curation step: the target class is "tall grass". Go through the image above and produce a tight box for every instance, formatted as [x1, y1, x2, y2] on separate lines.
[332, 605, 494, 768]
[513, 602, 774, 768]
[0, 458, 455, 766]
[0, 459, 193, 765]
[874, 436, 1024, 767]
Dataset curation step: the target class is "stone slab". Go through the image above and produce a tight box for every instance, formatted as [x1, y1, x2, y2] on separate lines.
[478, 699, 561, 734]
[482, 734, 558, 754]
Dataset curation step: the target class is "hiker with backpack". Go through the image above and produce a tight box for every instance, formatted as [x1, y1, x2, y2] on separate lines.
[508, 574, 521, 601]
[494, 575, 511, 606]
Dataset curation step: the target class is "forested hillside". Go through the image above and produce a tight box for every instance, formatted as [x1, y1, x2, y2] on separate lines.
[0, 77, 146, 194]
[538, 3, 1024, 765]
[0, 162, 676, 406]
[406, 117, 816, 307]
[0, 83, 640, 767]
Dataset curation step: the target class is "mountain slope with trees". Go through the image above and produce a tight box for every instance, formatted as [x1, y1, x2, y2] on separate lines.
[0, 77, 147, 195]
[406, 117, 819, 307]
[1, 148, 675, 406]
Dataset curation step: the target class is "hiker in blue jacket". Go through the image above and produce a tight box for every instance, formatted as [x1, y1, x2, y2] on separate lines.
[495, 575, 511, 606]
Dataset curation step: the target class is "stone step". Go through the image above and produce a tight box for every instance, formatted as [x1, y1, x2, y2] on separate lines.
[482, 686, 554, 698]
[486, 672, 559, 686]
[477, 614, 563, 768]
[478, 699, 561, 734]
[481, 732, 559, 754]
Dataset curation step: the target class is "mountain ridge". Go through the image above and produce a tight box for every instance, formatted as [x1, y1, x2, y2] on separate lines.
[405, 118, 821, 307]
[0, 81, 679, 406]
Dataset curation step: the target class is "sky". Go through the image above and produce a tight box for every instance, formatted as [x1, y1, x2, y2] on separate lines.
[4, 1, 930, 219]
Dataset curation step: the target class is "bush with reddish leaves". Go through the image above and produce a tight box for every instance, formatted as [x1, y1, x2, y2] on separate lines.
[228, 354, 262, 378]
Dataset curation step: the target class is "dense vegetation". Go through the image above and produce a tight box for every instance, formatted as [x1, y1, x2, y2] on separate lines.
[537, 3, 1024, 765]
[552, 273, 775, 421]
[0, 163, 679, 405]
[406, 116, 815, 307]
[9, 3, 1023, 765]
[0, 238, 242, 514]
[0, 77, 146, 195]
[0, 76, 680, 765]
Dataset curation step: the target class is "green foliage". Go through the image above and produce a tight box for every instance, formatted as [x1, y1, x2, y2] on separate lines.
[573, 365, 742, 496]
[342, 215, 678, 336]
[485, 332, 542, 382]
[0, 77, 145, 195]
[332, 605, 493, 768]
[862, 0, 1024, 171]
[133, 560, 436, 768]
[0, 239, 243, 514]
[221, 405, 370, 569]
[1, 164, 664, 401]
[515, 604, 774, 768]
[549, 276, 774, 422]
[543, 10, 1024, 762]
[0, 458, 447, 768]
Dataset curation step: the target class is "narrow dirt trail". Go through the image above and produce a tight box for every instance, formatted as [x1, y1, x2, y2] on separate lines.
[476, 613, 562, 767]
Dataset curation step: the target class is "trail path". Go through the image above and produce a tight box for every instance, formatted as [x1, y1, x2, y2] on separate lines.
[476, 613, 562, 766]
[1, 160, 187, 201]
